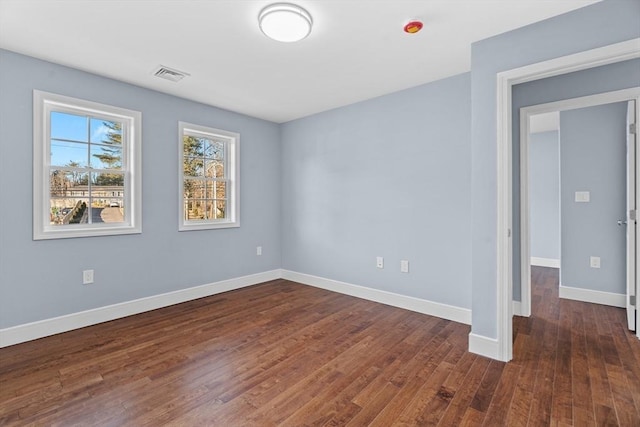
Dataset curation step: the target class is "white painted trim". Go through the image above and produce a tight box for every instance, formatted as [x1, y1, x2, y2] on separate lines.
[559, 284, 626, 308]
[520, 108, 532, 319]
[178, 121, 240, 231]
[2, 269, 474, 348]
[530, 257, 560, 268]
[0, 269, 282, 348]
[512, 300, 524, 317]
[468, 332, 500, 360]
[33, 90, 142, 240]
[520, 88, 640, 338]
[496, 38, 640, 362]
[522, 89, 640, 116]
[281, 270, 471, 325]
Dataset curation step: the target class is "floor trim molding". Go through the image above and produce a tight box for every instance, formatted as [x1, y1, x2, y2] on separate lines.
[530, 257, 560, 268]
[0, 269, 282, 348]
[468, 332, 500, 360]
[281, 270, 471, 325]
[559, 284, 625, 308]
[2, 269, 473, 348]
[512, 300, 523, 317]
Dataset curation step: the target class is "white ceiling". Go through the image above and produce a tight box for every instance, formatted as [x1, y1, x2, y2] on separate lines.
[0, 0, 600, 123]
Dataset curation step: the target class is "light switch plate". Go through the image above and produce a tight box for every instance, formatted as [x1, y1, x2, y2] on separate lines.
[575, 191, 590, 202]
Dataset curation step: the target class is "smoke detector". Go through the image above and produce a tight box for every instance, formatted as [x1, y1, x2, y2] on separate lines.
[152, 65, 190, 82]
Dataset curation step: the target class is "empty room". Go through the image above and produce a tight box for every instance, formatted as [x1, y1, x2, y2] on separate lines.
[1, 0, 639, 425]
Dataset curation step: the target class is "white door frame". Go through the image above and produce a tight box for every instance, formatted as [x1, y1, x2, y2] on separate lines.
[495, 38, 640, 362]
[520, 89, 640, 319]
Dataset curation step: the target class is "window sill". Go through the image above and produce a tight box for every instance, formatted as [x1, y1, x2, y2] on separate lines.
[34, 224, 142, 240]
[178, 220, 240, 232]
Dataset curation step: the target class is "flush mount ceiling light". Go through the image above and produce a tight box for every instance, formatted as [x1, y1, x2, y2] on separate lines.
[259, 3, 313, 42]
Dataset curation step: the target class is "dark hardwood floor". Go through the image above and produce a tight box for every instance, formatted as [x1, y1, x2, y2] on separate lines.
[1, 268, 639, 425]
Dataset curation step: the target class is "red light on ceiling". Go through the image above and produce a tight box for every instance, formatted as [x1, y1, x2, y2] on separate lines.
[404, 21, 423, 34]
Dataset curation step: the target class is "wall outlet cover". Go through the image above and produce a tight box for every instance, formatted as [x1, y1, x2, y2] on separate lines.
[400, 260, 409, 273]
[82, 269, 94, 285]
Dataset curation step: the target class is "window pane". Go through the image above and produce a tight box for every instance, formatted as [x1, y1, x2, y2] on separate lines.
[91, 171, 124, 186]
[204, 181, 215, 199]
[192, 200, 225, 220]
[215, 199, 226, 219]
[183, 180, 226, 200]
[183, 136, 205, 157]
[50, 140, 88, 168]
[205, 160, 224, 178]
[90, 118, 122, 145]
[50, 169, 89, 197]
[91, 143, 123, 170]
[50, 111, 88, 142]
[185, 199, 206, 220]
[184, 178, 203, 199]
[204, 139, 224, 160]
[90, 194, 124, 224]
[202, 200, 214, 219]
[184, 157, 204, 177]
[49, 198, 89, 226]
[214, 181, 226, 200]
[90, 172, 125, 223]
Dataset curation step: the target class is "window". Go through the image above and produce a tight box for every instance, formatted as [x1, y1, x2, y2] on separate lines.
[179, 122, 239, 230]
[33, 91, 141, 240]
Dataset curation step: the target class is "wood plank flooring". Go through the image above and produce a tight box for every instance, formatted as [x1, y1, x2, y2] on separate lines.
[1, 267, 639, 425]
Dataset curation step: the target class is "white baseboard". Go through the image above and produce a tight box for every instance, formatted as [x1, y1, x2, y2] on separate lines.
[559, 284, 625, 308]
[530, 257, 560, 268]
[512, 300, 523, 316]
[2, 269, 473, 349]
[281, 270, 471, 325]
[468, 332, 500, 360]
[0, 269, 282, 348]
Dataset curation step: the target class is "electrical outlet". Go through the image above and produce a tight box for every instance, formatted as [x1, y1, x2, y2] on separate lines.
[590, 256, 601, 268]
[400, 260, 409, 273]
[257, 246, 262, 256]
[376, 256, 384, 269]
[83, 269, 94, 285]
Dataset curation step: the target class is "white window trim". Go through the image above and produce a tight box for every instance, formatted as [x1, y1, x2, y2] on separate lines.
[178, 121, 240, 231]
[33, 90, 142, 240]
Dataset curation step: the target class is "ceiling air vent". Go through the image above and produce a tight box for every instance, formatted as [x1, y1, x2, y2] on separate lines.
[152, 65, 190, 82]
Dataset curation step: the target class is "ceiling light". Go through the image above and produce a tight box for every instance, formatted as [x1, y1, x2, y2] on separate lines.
[259, 3, 313, 43]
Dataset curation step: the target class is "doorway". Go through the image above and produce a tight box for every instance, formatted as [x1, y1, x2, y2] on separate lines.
[494, 38, 640, 362]
[520, 92, 639, 343]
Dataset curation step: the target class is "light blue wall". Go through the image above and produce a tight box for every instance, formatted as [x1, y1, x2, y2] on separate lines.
[470, 0, 640, 338]
[529, 131, 560, 261]
[0, 50, 282, 329]
[512, 59, 640, 301]
[560, 102, 628, 294]
[281, 73, 472, 309]
[2, 0, 639, 343]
